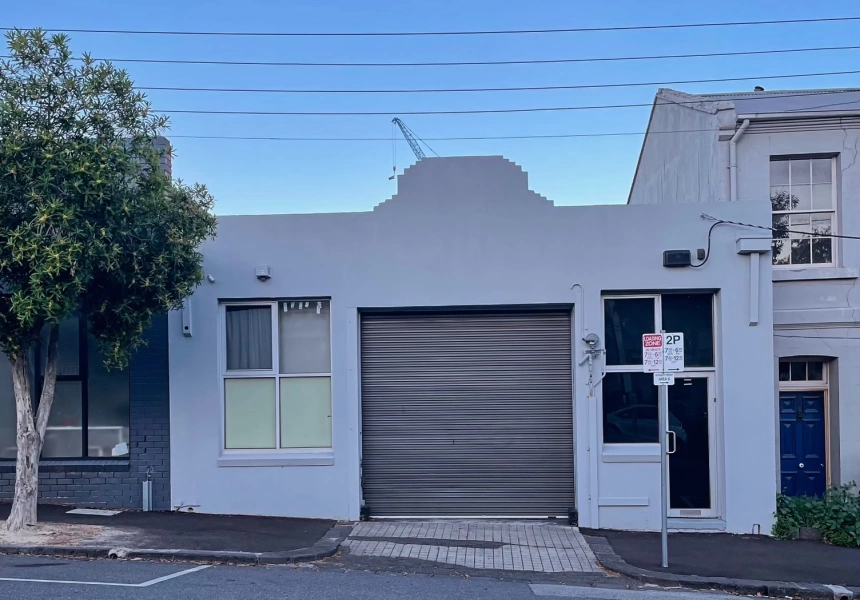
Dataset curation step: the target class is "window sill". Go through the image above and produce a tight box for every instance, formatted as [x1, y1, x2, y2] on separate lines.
[773, 267, 859, 282]
[601, 444, 661, 463]
[217, 451, 334, 467]
[667, 518, 726, 531]
[0, 459, 130, 473]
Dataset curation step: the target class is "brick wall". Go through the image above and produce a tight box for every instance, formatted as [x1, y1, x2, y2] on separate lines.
[0, 315, 171, 510]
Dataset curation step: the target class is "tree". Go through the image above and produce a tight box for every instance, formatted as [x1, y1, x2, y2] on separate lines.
[0, 29, 217, 532]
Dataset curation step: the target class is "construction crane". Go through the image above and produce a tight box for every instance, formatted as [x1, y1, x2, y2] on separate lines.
[390, 117, 438, 180]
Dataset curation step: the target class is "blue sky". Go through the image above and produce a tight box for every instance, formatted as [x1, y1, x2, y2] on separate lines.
[3, 1, 859, 214]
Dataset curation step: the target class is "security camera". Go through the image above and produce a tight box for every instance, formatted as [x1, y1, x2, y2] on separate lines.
[255, 265, 272, 281]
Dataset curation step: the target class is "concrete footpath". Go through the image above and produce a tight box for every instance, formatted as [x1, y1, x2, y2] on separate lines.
[585, 530, 859, 600]
[0, 504, 350, 564]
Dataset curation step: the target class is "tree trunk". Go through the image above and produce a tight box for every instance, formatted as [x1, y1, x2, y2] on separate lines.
[2, 324, 60, 533]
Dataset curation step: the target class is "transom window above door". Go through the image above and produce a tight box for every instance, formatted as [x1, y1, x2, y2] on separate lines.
[779, 360, 825, 383]
[221, 300, 332, 452]
[770, 157, 837, 267]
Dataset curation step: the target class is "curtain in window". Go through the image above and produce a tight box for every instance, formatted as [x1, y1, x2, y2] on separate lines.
[226, 306, 272, 370]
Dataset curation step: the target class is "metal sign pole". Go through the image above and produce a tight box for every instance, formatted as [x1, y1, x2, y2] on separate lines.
[659, 330, 669, 568]
[659, 380, 669, 568]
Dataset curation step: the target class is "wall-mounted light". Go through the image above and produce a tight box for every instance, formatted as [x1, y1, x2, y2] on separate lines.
[255, 265, 272, 281]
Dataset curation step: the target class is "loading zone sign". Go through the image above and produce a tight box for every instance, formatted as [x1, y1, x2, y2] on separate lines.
[643, 333, 685, 380]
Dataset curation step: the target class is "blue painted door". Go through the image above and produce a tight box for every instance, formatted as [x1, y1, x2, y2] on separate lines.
[779, 392, 826, 497]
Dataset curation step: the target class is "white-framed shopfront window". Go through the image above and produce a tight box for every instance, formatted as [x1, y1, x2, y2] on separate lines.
[601, 293, 719, 518]
[219, 300, 332, 460]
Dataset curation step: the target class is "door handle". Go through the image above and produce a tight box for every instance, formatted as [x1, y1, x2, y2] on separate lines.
[799, 463, 805, 469]
[667, 430, 677, 455]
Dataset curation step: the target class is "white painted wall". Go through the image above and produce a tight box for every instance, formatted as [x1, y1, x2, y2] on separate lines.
[738, 126, 860, 486]
[627, 90, 731, 206]
[169, 156, 775, 533]
[627, 95, 860, 489]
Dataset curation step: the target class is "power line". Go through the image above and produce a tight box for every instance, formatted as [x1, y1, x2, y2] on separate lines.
[136, 69, 860, 95]
[150, 90, 858, 118]
[157, 100, 860, 118]
[6, 16, 859, 37]
[5, 44, 859, 68]
[168, 130, 703, 142]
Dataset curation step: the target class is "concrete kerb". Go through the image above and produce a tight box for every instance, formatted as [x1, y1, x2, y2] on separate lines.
[585, 535, 856, 600]
[0, 522, 354, 566]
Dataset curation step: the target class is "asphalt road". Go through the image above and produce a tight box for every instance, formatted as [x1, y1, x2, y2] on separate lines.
[0, 554, 737, 600]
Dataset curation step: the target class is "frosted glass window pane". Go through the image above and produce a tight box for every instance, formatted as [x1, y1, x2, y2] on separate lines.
[770, 160, 789, 185]
[811, 159, 832, 183]
[0, 357, 16, 459]
[790, 159, 811, 184]
[225, 305, 273, 371]
[811, 184, 833, 210]
[225, 378, 276, 449]
[41, 319, 79, 376]
[42, 381, 83, 458]
[279, 301, 331, 374]
[280, 377, 332, 448]
[88, 335, 130, 457]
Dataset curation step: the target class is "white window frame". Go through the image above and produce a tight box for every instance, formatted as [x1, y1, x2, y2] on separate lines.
[771, 157, 838, 269]
[218, 299, 334, 465]
[601, 294, 719, 518]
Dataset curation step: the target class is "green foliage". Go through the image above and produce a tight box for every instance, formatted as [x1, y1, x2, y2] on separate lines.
[772, 483, 860, 547]
[0, 29, 217, 366]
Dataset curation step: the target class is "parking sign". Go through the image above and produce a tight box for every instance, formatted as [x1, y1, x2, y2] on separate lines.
[642, 333, 685, 374]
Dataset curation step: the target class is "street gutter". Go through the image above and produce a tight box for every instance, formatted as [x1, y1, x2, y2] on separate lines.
[0, 522, 353, 566]
[586, 535, 857, 600]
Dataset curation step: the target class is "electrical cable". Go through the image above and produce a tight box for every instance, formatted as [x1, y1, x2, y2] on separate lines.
[691, 212, 860, 268]
[701, 214, 860, 240]
[133, 69, 860, 95]
[148, 88, 860, 117]
[30, 44, 858, 69]
[690, 221, 726, 268]
[6, 16, 859, 37]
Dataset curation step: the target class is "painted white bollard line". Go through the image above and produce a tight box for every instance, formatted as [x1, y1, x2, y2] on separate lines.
[0, 564, 211, 588]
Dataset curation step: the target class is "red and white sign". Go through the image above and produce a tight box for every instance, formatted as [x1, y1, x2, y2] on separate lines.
[642, 334, 664, 373]
[642, 332, 685, 376]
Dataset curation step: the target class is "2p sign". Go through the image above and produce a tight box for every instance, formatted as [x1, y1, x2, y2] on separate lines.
[642, 332, 685, 374]
[662, 333, 684, 372]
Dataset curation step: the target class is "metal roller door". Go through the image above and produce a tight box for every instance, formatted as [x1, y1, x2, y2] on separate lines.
[360, 310, 574, 517]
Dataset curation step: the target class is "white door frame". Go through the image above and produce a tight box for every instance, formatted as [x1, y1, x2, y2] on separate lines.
[668, 373, 718, 519]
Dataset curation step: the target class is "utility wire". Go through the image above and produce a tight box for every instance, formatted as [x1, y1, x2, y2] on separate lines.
[6, 16, 859, 37]
[5, 44, 859, 68]
[158, 101, 860, 117]
[134, 69, 860, 95]
[168, 130, 707, 142]
[149, 87, 860, 117]
[701, 214, 860, 240]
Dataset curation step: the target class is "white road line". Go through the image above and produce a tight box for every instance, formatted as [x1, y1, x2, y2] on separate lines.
[138, 565, 212, 587]
[0, 564, 212, 588]
[0, 578, 138, 587]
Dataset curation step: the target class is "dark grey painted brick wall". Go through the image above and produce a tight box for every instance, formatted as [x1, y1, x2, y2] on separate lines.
[0, 315, 171, 510]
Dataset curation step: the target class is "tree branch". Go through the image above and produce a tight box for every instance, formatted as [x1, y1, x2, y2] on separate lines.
[35, 322, 59, 440]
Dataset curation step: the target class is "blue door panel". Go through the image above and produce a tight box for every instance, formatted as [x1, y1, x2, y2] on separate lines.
[779, 391, 826, 497]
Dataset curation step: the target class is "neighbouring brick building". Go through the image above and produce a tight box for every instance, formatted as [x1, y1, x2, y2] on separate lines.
[0, 315, 171, 511]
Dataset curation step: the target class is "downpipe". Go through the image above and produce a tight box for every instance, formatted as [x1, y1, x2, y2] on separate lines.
[729, 119, 750, 201]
